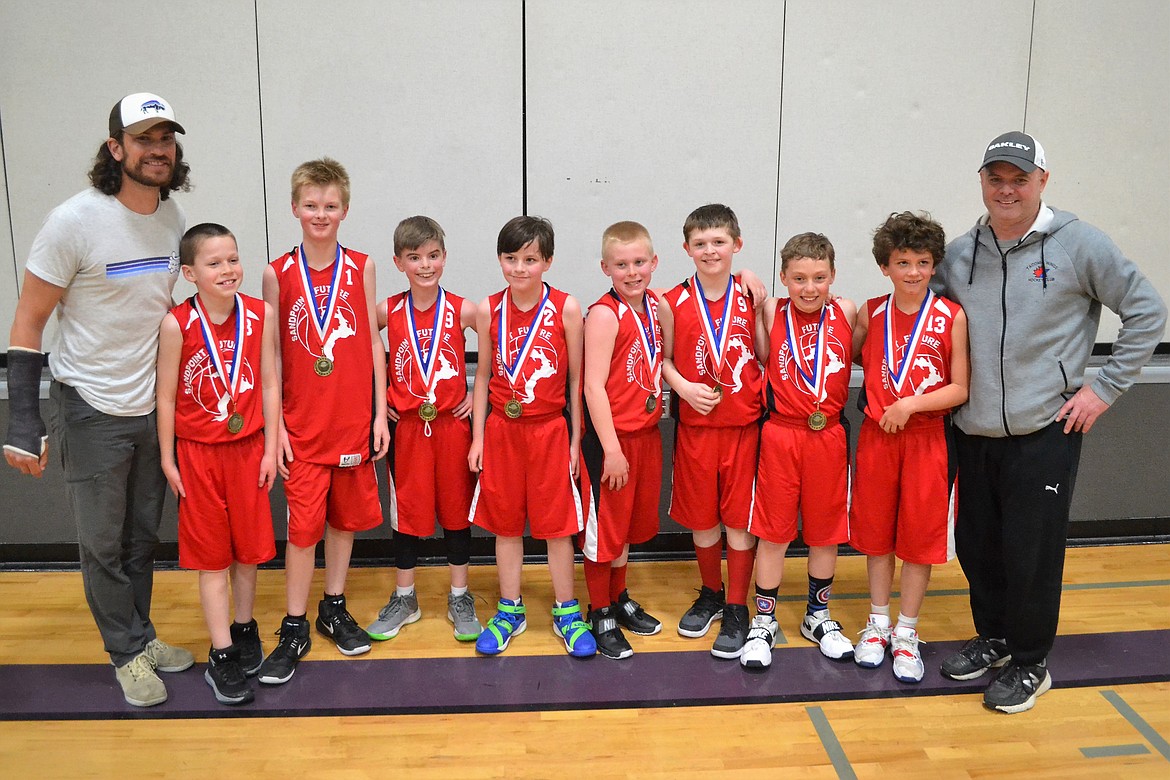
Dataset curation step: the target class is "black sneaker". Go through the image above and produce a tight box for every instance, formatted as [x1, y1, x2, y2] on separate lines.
[940, 636, 1011, 680]
[589, 605, 633, 660]
[983, 661, 1052, 714]
[205, 646, 254, 705]
[230, 619, 264, 677]
[615, 590, 662, 636]
[258, 616, 312, 685]
[316, 595, 373, 656]
[711, 604, 750, 659]
[678, 586, 725, 638]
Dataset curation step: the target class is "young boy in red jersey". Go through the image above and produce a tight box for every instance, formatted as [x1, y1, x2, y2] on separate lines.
[660, 203, 764, 660]
[258, 158, 390, 684]
[581, 221, 665, 659]
[367, 216, 482, 643]
[740, 232, 857, 670]
[850, 211, 968, 683]
[468, 216, 596, 658]
[157, 223, 280, 705]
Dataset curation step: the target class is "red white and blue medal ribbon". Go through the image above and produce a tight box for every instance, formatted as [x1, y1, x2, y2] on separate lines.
[784, 301, 829, 403]
[499, 283, 551, 392]
[193, 293, 245, 405]
[296, 243, 344, 354]
[629, 291, 662, 395]
[406, 287, 448, 400]
[883, 289, 934, 394]
[691, 274, 734, 379]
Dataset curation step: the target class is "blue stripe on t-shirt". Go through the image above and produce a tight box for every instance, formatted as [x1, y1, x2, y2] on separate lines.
[105, 256, 172, 277]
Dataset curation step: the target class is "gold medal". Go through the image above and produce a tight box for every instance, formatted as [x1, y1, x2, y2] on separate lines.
[419, 402, 438, 422]
[314, 357, 334, 377]
[808, 410, 827, 431]
[227, 412, 244, 434]
[713, 384, 723, 398]
[504, 398, 523, 419]
[645, 395, 657, 414]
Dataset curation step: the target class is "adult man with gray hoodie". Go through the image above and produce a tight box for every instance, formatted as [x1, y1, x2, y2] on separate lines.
[933, 131, 1166, 714]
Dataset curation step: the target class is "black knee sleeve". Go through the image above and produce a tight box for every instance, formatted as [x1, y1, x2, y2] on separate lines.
[445, 527, 472, 566]
[394, 532, 420, 570]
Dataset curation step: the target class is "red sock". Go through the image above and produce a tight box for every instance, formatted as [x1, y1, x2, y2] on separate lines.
[725, 546, 757, 605]
[583, 559, 612, 610]
[609, 564, 628, 603]
[694, 540, 724, 593]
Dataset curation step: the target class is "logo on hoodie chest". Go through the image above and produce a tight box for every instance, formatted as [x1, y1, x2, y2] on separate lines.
[1026, 259, 1056, 284]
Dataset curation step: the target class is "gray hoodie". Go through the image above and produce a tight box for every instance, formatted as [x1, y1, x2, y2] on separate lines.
[933, 205, 1166, 438]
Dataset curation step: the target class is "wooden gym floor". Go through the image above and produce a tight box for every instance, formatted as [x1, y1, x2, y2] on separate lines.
[0, 543, 1168, 778]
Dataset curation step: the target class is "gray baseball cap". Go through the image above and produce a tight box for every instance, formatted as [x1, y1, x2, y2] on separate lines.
[980, 131, 1046, 172]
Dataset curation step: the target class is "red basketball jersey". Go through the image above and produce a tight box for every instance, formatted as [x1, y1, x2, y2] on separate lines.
[271, 245, 374, 466]
[663, 275, 763, 427]
[587, 290, 663, 435]
[385, 289, 468, 414]
[172, 294, 266, 444]
[487, 284, 571, 419]
[765, 299, 852, 418]
[860, 293, 959, 424]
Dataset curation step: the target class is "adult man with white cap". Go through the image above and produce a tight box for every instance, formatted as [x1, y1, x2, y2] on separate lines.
[5, 92, 197, 706]
[933, 131, 1166, 713]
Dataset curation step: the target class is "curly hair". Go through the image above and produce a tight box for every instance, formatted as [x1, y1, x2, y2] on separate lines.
[871, 211, 945, 267]
[87, 139, 191, 201]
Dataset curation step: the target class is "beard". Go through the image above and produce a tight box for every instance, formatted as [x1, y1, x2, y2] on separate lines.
[122, 156, 174, 189]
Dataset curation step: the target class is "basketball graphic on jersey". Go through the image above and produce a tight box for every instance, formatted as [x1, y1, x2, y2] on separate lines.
[778, 329, 848, 398]
[393, 334, 461, 402]
[290, 293, 358, 360]
[623, 339, 658, 395]
[887, 338, 945, 396]
[182, 347, 256, 422]
[502, 330, 559, 404]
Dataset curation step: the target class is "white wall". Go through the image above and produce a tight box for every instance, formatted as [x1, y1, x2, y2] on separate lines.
[2, 0, 1167, 352]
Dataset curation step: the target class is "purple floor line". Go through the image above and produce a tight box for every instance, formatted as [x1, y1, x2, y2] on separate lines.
[3, 630, 1167, 721]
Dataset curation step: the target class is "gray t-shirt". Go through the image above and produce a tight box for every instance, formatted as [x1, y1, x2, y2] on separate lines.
[25, 187, 184, 416]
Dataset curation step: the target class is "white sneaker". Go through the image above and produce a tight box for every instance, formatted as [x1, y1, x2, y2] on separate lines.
[891, 628, 924, 683]
[800, 610, 854, 661]
[739, 614, 779, 669]
[854, 618, 891, 668]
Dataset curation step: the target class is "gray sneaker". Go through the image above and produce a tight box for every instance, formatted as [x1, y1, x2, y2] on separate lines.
[367, 591, 422, 640]
[115, 653, 168, 707]
[143, 638, 195, 673]
[447, 591, 483, 642]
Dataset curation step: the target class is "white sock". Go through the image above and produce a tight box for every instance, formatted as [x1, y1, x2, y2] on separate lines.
[450, 585, 468, 597]
[397, 585, 415, 598]
[895, 613, 918, 637]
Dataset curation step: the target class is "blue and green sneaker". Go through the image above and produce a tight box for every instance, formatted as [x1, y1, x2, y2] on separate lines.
[475, 598, 527, 655]
[552, 600, 597, 658]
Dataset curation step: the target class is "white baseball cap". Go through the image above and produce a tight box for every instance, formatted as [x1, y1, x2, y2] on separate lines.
[108, 92, 185, 137]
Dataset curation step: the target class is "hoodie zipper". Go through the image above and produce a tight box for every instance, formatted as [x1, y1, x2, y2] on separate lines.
[985, 227, 1014, 437]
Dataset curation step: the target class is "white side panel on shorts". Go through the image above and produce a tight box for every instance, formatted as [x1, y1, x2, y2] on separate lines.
[1027, 0, 1170, 340]
[255, 0, 524, 328]
[524, 1, 784, 305]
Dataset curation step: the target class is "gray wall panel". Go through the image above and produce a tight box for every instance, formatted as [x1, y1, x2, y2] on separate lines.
[0, 126, 14, 341]
[525, 0, 784, 305]
[1027, 0, 1170, 339]
[255, 0, 524, 314]
[0, 1, 267, 330]
[777, 0, 1033, 307]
